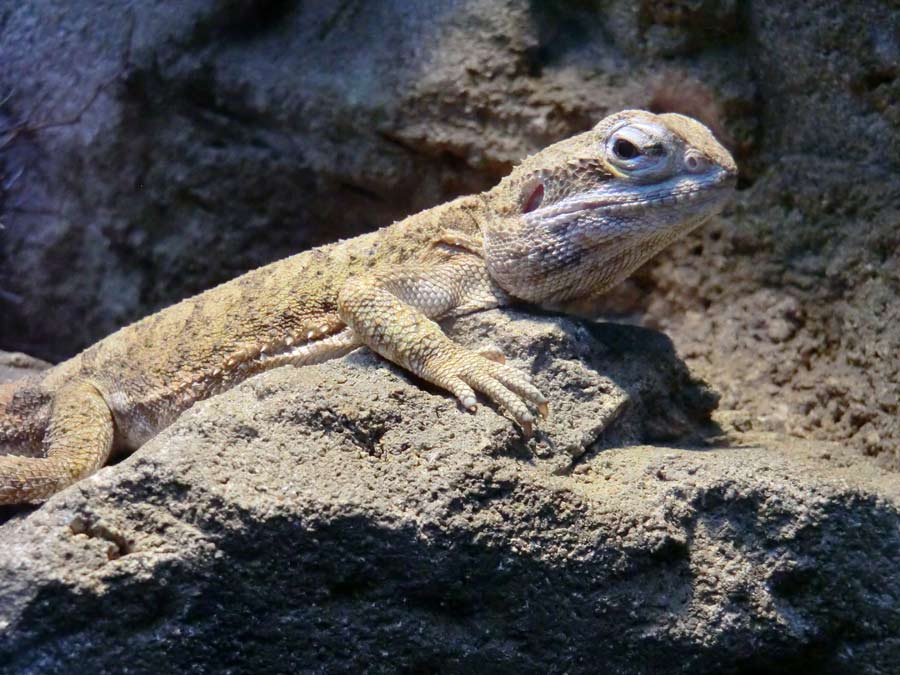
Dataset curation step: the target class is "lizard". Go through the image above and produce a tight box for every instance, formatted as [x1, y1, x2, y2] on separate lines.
[0, 110, 737, 504]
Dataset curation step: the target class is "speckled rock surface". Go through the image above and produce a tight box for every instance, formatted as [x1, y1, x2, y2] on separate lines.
[0, 352, 49, 383]
[1, 312, 898, 674]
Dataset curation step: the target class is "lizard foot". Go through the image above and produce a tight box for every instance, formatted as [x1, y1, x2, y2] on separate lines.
[428, 346, 549, 435]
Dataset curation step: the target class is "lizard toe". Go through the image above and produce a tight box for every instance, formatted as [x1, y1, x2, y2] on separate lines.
[484, 362, 547, 413]
[461, 367, 535, 432]
[446, 377, 479, 412]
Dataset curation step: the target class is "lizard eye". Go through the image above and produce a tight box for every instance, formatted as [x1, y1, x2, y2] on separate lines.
[613, 138, 639, 160]
[522, 182, 544, 214]
[606, 122, 674, 178]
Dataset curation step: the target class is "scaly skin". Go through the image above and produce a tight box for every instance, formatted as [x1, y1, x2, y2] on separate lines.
[0, 110, 737, 504]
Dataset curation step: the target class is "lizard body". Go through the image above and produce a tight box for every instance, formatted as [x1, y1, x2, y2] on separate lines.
[0, 110, 736, 503]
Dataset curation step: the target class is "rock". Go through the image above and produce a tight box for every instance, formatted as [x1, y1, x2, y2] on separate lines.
[0, 352, 49, 384]
[1, 311, 897, 673]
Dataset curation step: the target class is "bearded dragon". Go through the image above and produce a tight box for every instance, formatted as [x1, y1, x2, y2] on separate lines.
[0, 110, 737, 504]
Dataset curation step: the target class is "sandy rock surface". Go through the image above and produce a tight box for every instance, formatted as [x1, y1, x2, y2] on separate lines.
[0, 353, 49, 383]
[1, 312, 898, 674]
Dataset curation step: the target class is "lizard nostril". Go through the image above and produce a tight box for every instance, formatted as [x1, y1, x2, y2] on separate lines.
[685, 154, 707, 173]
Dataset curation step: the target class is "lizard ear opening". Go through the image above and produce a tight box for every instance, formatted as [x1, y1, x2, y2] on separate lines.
[523, 182, 544, 214]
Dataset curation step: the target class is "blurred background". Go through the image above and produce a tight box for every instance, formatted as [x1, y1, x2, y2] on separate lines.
[1, 0, 898, 464]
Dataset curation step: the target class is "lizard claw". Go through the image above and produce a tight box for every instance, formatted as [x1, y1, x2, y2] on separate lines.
[476, 344, 506, 364]
[521, 418, 534, 437]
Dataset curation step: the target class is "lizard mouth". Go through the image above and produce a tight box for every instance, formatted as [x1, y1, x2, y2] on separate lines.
[526, 173, 735, 224]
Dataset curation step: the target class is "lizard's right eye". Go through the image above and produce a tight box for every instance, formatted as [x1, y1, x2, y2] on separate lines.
[606, 122, 674, 178]
[613, 138, 639, 160]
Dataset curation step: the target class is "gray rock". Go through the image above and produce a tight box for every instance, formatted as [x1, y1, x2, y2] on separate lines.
[1, 311, 897, 674]
[0, 352, 49, 384]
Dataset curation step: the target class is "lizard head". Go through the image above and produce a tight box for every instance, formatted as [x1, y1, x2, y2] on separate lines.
[481, 109, 737, 304]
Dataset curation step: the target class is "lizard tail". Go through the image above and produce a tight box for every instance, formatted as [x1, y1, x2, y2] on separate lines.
[0, 381, 114, 504]
[0, 455, 88, 504]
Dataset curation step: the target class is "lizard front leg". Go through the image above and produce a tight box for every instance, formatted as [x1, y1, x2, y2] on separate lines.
[337, 253, 548, 433]
[0, 380, 114, 504]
